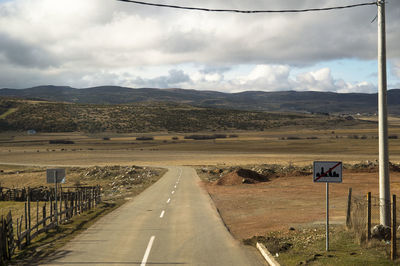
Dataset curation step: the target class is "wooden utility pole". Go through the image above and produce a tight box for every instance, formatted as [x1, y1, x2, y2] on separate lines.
[377, 0, 390, 227]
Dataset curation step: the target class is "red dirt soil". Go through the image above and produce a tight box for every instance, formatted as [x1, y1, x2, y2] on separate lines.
[204, 170, 400, 240]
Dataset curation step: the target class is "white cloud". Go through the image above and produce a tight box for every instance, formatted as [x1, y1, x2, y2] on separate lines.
[392, 59, 400, 79]
[0, 0, 399, 91]
[295, 68, 336, 92]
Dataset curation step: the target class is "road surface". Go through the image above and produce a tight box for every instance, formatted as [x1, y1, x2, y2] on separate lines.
[42, 166, 265, 265]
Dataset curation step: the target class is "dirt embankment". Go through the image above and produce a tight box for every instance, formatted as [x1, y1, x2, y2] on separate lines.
[216, 168, 269, 185]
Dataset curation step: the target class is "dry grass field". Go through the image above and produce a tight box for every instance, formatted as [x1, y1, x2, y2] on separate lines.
[0, 121, 400, 167]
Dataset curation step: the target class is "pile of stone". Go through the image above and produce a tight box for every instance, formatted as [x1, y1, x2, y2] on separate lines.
[346, 160, 400, 172]
[75, 165, 159, 194]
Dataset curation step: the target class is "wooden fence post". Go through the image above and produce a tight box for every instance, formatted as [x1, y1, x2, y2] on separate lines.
[59, 186, 63, 223]
[24, 202, 27, 231]
[367, 192, 371, 241]
[1, 215, 4, 262]
[79, 190, 82, 214]
[64, 198, 67, 221]
[74, 191, 77, 215]
[27, 188, 31, 245]
[346, 188, 352, 229]
[392, 194, 397, 261]
[43, 204, 47, 232]
[70, 193, 74, 218]
[36, 201, 39, 233]
[53, 202, 57, 223]
[84, 188, 87, 211]
[50, 199, 53, 222]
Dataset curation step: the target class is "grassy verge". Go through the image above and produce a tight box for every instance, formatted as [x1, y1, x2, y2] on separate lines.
[244, 225, 396, 265]
[8, 168, 167, 265]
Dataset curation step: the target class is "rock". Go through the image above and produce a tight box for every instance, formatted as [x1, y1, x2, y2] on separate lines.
[289, 227, 295, 231]
[371, 224, 391, 240]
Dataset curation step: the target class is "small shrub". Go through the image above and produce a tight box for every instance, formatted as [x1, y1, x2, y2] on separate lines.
[136, 136, 154, 141]
[229, 134, 238, 138]
[184, 135, 216, 140]
[287, 136, 301, 140]
[348, 135, 359, 139]
[103, 137, 110, 140]
[172, 136, 179, 140]
[306, 136, 318, 139]
[361, 135, 368, 139]
[49, 140, 75, 144]
[389, 135, 398, 139]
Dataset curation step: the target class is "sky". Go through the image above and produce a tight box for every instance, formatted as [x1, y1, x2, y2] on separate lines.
[0, 0, 399, 93]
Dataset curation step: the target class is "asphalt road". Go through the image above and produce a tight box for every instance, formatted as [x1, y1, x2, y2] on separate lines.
[43, 166, 265, 265]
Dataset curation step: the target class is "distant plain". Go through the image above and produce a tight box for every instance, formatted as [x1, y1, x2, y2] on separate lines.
[0, 118, 400, 167]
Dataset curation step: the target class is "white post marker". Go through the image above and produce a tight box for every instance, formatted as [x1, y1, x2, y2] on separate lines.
[313, 161, 342, 251]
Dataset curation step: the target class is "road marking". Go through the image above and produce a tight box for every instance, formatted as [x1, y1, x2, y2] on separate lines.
[141, 236, 155, 266]
[160, 210, 165, 218]
[174, 185, 177, 188]
[172, 191, 175, 194]
[178, 168, 182, 178]
[166, 198, 170, 203]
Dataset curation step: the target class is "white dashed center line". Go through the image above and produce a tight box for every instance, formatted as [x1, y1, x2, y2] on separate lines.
[141, 236, 155, 266]
[166, 198, 170, 204]
[171, 191, 175, 194]
[160, 210, 165, 218]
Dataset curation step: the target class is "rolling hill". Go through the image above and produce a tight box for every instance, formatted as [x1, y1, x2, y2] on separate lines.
[1, 85, 400, 114]
[0, 98, 370, 133]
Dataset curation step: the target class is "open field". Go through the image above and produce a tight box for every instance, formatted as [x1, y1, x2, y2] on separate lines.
[0, 124, 400, 167]
[0, 125, 393, 176]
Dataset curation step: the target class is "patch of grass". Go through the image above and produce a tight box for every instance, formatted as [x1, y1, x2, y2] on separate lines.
[245, 226, 395, 266]
[0, 107, 18, 119]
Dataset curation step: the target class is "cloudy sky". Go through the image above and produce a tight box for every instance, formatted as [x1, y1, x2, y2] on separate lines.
[0, 0, 399, 93]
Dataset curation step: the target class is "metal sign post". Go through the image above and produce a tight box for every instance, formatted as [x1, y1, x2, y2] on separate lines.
[55, 171, 58, 225]
[313, 161, 343, 251]
[46, 169, 66, 226]
[326, 182, 329, 251]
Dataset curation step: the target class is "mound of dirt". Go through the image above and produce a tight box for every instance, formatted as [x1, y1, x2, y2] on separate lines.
[216, 168, 268, 185]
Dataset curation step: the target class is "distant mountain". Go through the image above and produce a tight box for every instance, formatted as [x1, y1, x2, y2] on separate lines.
[1, 85, 400, 114]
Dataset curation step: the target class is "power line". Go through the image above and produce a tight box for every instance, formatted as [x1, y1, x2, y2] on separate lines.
[117, 0, 377, 14]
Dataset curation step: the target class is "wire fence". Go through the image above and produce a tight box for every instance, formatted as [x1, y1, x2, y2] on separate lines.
[347, 190, 398, 253]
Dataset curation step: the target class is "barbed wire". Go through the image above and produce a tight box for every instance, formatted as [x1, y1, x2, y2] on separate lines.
[117, 0, 377, 14]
